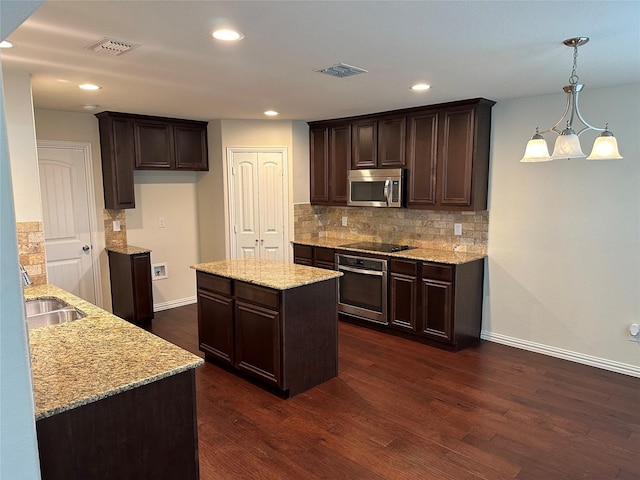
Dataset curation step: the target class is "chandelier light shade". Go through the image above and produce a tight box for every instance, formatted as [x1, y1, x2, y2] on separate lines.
[520, 37, 623, 163]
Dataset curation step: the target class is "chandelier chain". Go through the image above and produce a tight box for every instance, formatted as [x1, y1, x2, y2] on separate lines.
[569, 44, 579, 85]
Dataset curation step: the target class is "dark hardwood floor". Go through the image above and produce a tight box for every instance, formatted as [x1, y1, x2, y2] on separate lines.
[149, 304, 640, 480]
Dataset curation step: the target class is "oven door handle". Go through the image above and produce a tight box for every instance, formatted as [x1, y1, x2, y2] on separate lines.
[338, 265, 385, 276]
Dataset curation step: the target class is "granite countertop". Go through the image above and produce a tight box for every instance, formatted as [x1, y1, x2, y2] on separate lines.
[106, 245, 151, 255]
[191, 257, 342, 290]
[25, 284, 202, 420]
[293, 237, 486, 265]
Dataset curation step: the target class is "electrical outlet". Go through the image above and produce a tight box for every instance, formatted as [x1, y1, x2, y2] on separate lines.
[454, 223, 463, 236]
[342, 216, 348, 227]
[158, 216, 166, 228]
[112, 220, 121, 232]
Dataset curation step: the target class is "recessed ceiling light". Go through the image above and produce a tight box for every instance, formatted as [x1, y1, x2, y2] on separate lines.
[212, 29, 244, 41]
[0, 40, 14, 49]
[411, 83, 431, 91]
[79, 83, 102, 91]
[82, 104, 100, 111]
[264, 110, 279, 117]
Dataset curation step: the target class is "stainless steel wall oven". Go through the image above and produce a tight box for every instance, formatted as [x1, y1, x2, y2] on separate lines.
[335, 253, 388, 325]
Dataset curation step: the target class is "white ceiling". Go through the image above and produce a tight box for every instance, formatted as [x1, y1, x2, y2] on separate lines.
[2, 0, 639, 122]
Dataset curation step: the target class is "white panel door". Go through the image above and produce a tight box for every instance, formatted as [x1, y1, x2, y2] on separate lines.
[258, 153, 285, 261]
[233, 152, 260, 258]
[229, 148, 287, 262]
[38, 145, 96, 303]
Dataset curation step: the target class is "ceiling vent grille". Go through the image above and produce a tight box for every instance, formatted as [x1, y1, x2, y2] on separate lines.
[315, 63, 368, 78]
[85, 37, 140, 56]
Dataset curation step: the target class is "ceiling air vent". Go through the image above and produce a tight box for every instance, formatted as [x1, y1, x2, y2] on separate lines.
[85, 37, 140, 56]
[315, 63, 368, 78]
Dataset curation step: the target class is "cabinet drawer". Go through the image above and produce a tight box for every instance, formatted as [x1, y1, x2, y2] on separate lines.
[197, 272, 232, 295]
[235, 282, 279, 310]
[293, 244, 313, 261]
[422, 263, 453, 282]
[390, 259, 417, 276]
[314, 247, 335, 264]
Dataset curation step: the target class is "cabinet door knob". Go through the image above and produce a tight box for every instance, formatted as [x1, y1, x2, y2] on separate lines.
[82, 245, 91, 252]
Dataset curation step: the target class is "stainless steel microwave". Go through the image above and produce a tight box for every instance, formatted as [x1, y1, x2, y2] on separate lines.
[347, 168, 405, 208]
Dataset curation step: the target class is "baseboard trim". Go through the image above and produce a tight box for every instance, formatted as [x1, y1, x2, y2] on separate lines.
[154, 296, 197, 312]
[481, 330, 640, 378]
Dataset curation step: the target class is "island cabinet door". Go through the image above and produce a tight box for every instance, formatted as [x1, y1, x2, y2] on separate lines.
[197, 290, 234, 365]
[234, 299, 281, 387]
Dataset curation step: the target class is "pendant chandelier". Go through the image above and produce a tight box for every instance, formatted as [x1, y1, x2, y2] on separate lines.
[521, 37, 623, 162]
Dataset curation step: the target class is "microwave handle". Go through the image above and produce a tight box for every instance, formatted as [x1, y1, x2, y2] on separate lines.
[383, 179, 391, 206]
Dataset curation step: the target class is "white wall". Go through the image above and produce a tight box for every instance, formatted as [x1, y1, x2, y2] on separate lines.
[126, 171, 200, 308]
[197, 119, 298, 262]
[196, 119, 225, 262]
[292, 120, 310, 204]
[0, 1, 44, 478]
[4, 70, 41, 222]
[485, 83, 640, 373]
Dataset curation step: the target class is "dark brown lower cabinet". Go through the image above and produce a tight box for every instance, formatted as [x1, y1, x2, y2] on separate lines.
[196, 271, 338, 397]
[388, 258, 484, 350]
[36, 370, 199, 480]
[389, 259, 419, 333]
[107, 250, 154, 324]
[292, 244, 335, 270]
[235, 299, 281, 386]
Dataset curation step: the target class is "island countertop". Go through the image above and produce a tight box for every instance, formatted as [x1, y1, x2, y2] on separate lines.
[293, 237, 486, 265]
[191, 257, 342, 290]
[25, 284, 203, 420]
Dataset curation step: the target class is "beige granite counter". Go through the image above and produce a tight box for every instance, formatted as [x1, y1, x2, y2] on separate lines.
[106, 245, 151, 255]
[191, 257, 342, 290]
[293, 237, 486, 265]
[25, 284, 202, 420]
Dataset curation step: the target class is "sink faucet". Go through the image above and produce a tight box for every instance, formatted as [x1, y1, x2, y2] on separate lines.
[20, 264, 33, 286]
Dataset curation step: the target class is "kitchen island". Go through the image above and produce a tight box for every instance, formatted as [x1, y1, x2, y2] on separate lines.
[192, 258, 342, 397]
[26, 284, 203, 480]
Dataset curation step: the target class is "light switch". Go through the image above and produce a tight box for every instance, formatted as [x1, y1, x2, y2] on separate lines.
[342, 216, 348, 227]
[113, 220, 121, 232]
[454, 223, 462, 236]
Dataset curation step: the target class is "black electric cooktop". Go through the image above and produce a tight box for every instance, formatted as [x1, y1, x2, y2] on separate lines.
[341, 241, 414, 253]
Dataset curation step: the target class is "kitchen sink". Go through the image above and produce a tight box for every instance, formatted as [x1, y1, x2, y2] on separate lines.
[25, 297, 71, 316]
[25, 297, 85, 330]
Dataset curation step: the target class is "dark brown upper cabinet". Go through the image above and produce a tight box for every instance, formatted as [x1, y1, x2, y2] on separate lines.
[407, 99, 494, 211]
[309, 122, 351, 205]
[97, 113, 136, 209]
[351, 115, 406, 169]
[308, 98, 494, 211]
[378, 115, 406, 168]
[351, 119, 377, 169]
[97, 111, 208, 209]
[309, 126, 329, 204]
[133, 116, 208, 171]
[406, 111, 438, 207]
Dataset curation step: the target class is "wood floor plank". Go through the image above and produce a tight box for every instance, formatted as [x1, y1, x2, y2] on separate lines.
[148, 305, 640, 480]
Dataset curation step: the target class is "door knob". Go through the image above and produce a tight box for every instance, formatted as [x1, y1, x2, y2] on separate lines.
[82, 245, 91, 252]
[255, 239, 259, 244]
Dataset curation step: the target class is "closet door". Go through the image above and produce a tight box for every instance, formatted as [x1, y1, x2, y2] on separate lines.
[229, 149, 288, 262]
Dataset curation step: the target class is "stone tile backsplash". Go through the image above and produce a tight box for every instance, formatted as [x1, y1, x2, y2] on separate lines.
[103, 209, 127, 249]
[16, 221, 47, 286]
[294, 203, 488, 254]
